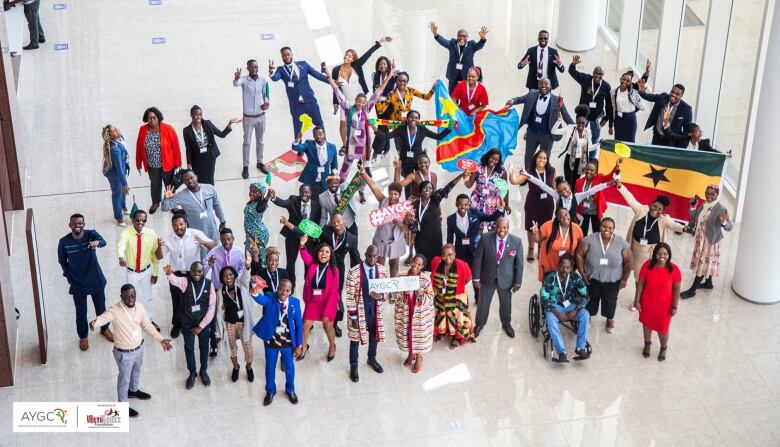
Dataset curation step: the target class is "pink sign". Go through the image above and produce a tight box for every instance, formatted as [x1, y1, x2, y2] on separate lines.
[457, 158, 479, 172]
[369, 200, 413, 227]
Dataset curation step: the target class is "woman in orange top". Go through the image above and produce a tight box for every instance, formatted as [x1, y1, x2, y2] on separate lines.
[532, 208, 583, 281]
[450, 66, 488, 115]
[135, 107, 182, 213]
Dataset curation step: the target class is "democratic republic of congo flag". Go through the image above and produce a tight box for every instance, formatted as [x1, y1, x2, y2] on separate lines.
[433, 80, 519, 172]
[598, 140, 727, 221]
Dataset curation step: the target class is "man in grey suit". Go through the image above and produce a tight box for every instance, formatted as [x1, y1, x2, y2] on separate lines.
[318, 175, 358, 240]
[506, 78, 574, 169]
[472, 217, 524, 338]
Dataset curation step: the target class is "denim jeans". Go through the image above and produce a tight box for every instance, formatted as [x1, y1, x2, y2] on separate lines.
[107, 178, 126, 220]
[181, 327, 209, 374]
[545, 303, 590, 354]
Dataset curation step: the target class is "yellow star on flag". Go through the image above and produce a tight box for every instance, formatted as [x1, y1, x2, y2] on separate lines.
[438, 97, 459, 120]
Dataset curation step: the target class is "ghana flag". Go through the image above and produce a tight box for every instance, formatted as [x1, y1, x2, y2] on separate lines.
[598, 140, 727, 221]
[433, 80, 520, 172]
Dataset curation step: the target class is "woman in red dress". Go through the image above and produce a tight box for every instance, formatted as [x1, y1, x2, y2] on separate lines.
[450, 66, 488, 115]
[633, 242, 681, 361]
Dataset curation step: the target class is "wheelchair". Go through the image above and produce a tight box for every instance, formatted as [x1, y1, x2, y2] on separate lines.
[528, 294, 592, 360]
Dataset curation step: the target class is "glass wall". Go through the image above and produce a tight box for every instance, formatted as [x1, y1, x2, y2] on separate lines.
[675, 0, 711, 111]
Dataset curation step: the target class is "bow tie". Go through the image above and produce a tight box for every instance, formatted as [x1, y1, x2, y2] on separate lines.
[539, 95, 548, 101]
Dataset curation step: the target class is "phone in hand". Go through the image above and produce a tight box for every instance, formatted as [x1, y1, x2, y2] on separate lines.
[320, 62, 327, 74]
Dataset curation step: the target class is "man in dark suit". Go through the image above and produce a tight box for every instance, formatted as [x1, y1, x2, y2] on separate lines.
[472, 217, 524, 338]
[638, 81, 693, 146]
[568, 55, 613, 145]
[447, 194, 505, 304]
[252, 279, 303, 406]
[269, 184, 322, 289]
[317, 213, 361, 337]
[517, 30, 565, 91]
[429, 22, 488, 93]
[292, 126, 338, 197]
[319, 175, 358, 238]
[507, 78, 574, 168]
[269, 46, 329, 138]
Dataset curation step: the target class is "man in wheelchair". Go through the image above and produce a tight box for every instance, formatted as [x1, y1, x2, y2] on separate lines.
[540, 254, 591, 363]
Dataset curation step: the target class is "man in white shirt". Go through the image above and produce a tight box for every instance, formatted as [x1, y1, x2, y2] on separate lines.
[160, 211, 215, 338]
[233, 59, 270, 179]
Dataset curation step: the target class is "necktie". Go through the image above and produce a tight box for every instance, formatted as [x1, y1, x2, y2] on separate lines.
[280, 302, 286, 312]
[225, 249, 230, 266]
[302, 203, 309, 219]
[497, 238, 505, 262]
[369, 267, 373, 280]
[135, 233, 142, 272]
[333, 193, 339, 204]
[538, 48, 544, 76]
[288, 65, 299, 82]
[540, 95, 548, 102]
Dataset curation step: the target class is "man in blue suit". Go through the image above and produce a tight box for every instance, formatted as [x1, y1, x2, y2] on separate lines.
[446, 194, 505, 303]
[292, 126, 338, 197]
[269, 46, 329, 137]
[506, 78, 574, 168]
[252, 278, 303, 406]
[428, 22, 488, 93]
[637, 81, 693, 146]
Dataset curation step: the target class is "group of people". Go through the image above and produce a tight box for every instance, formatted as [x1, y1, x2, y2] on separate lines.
[58, 25, 734, 416]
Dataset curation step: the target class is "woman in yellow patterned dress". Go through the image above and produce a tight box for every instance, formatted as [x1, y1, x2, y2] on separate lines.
[431, 244, 475, 349]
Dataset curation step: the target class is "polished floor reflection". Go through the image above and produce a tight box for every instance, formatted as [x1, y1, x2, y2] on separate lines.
[1, 1, 778, 446]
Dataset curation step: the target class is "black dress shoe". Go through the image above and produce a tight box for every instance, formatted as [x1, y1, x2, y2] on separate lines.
[23, 43, 39, 50]
[149, 204, 159, 214]
[333, 324, 342, 338]
[258, 163, 269, 174]
[247, 367, 254, 382]
[200, 371, 211, 386]
[209, 344, 218, 359]
[573, 348, 590, 361]
[263, 392, 275, 406]
[185, 374, 196, 390]
[129, 407, 139, 417]
[231, 368, 239, 382]
[701, 278, 714, 289]
[286, 392, 299, 404]
[503, 324, 515, 338]
[128, 389, 151, 400]
[473, 325, 483, 338]
[367, 358, 384, 373]
[350, 367, 359, 383]
[552, 352, 569, 363]
[170, 326, 180, 339]
[681, 289, 696, 299]
[38, 37, 46, 43]
[241, 167, 249, 179]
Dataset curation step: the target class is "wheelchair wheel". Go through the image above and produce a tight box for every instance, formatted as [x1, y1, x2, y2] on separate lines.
[528, 294, 540, 337]
[543, 338, 549, 359]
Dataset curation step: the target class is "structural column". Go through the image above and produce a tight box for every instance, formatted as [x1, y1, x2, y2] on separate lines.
[731, 2, 780, 305]
[556, 0, 599, 52]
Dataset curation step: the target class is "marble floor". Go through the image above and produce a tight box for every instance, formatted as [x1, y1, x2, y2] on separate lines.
[1, 1, 778, 446]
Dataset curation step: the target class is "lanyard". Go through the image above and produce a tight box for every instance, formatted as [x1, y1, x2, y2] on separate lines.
[583, 179, 592, 192]
[284, 64, 295, 79]
[225, 286, 241, 311]
[267, 269, 279, 292]
[418, 170, 430, 183]
[314, 265, 327, 288]
[599, 234, 613, 257]
[457, 44, 465, 62]
[188, 189, 205, 211]
[316, 143, 328, 166]
[278, 300, 288, 320]
[120, 302, 140, 334]
[466, 82, 478, 103]
[559, 225, 569, 250]
[418, 199, 430, 221]
[407, 129, 417, 149]
[556, 273, 570, 298]
[591, 80, 601, 97]
[535, 169, 546, 185]
[194, 126, 205, 145]
[396, 89, 407, 109]
[192, 280, 206, 305]
[332, 232, 345, 251]
[643, 215, 659, 237]
[561, 195, 573, 210]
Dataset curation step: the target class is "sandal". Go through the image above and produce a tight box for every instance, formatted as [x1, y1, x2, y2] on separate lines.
[658, 346, 667, 362]
[449, 338, 460, 350]
[642, 341, 652, 358]
[403, 354, 414, 367]
[412, 354, 423, 373]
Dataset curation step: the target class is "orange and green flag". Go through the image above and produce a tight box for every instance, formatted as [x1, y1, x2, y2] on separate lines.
[598, 140, 727, 221]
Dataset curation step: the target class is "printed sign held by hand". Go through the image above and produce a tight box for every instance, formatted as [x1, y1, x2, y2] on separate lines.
[456, 158, 479, 173]
[369, 200, 413, 227]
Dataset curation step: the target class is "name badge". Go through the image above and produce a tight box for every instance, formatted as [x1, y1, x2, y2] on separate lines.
[191, 304, 201, 313]
[406, 151, 414, 157]
[199, 211, 208, 219]
[583, 202, 591, 210]
[540, 193, 548, 199]
[558, 250, 567, 257]
[287, 81, 295, 88]
[639, 238, 648, 246]
[455, 63, 463, 70]
[353, 129, 362, 137]
[461, 238, 470, 244]
[534, 116, 543, 123]
[313, 289, 323, 296]
[199, 146, 207, 153]
[589, 101, 597, 108]
[468, 104, 475, 110]
[317, 166, 325, 173]
[237, 310, 244, 319]
[617, 112, 623, 118]
[562, 300, 571, 307]
[599, 258, 609, 266]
